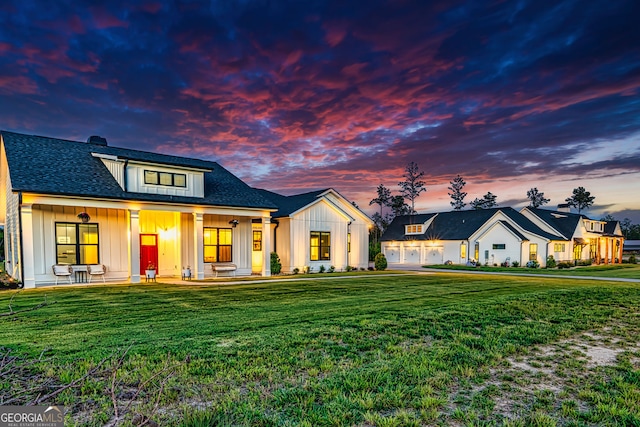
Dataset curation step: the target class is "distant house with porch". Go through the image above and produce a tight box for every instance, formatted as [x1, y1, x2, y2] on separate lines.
[0, 131, 283, 288]
[381, 206, 624, 267]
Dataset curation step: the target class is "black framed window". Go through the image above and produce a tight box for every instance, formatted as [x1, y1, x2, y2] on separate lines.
[492, 244, 506, 250]
[144, 170, 187, 188]
[55, 222, 99, 265]
[310, 231, 330, 261]
[253, 230, 262, 251]
[204, 228, 232, 262]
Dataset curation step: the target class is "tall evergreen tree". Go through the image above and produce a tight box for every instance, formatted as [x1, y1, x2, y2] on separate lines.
[565, 187, 595, 213]
[448, 175, 467, 210]
[398, 161, 426, 214]
[471, 192, 498, 209]
[369, 184, 392, 218]
[390, 195, 413, 216]
[526, 187, 550, 208]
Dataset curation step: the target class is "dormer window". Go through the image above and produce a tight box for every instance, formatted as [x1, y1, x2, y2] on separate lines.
[405, 224, 423, 234]
[144, 170, 187, 188]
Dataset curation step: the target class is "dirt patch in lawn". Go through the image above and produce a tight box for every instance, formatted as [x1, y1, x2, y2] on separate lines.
[452, 321, 640, 423]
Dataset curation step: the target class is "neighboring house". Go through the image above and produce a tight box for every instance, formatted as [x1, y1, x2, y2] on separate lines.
[521, 207, 625, 264]
[257, 189, 373, 273]
[381, 208, 565, 267]
[0, 131, 279, 288]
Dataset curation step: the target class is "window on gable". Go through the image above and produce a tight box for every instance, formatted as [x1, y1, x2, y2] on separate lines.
[56, 222, 99, 265]
[310, 231, 330, 261]
[554, 243, 566, 252]
[492, 244, 506, 250]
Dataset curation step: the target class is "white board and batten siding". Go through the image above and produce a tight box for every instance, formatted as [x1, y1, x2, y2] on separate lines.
[290, 201, 349, 271]
[202, 215, 253, 277]
[31, 206, 130, 284]
[126, 162, 205, 198]
[287, 199, 369, 272]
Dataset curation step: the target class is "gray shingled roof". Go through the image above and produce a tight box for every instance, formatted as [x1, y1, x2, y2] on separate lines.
[255, 188, 329, 217]
[1, 131, 277, 210]
[525, 208, 583, 239]
[381, 208, 564, 242]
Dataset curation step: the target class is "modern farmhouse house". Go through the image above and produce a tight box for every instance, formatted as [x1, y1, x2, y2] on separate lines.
[381, 206, 624, 267]
[0, 131, 367, 288]
[257, 189, 373, 273]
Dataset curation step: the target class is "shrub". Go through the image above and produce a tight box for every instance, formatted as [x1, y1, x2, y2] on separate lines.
[270, 252, 282, 275]
[511, 261, 520, 267]
[345, 265, 353, 272]
[318, 265, 326, 273]
[526, 260, 540, 269]
[629, 255, 637, 264]
[367, 267, 374, 271]
[328, 265, 335, 273]
[546, 255, 557, 269]
[557, 261, 573, 269]
[500, 260, 509, 267]
[577, 259, 592, 266]
[374, 253, 388, 271]
[444, 260, 453, 265]
[293, 268, 299, 274]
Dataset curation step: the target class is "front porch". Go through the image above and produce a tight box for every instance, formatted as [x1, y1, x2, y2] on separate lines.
[14, 200, 274, 288]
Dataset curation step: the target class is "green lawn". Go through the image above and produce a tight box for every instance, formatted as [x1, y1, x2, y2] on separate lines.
[1, 274, 639, 426]
[424, 263, 640, 279]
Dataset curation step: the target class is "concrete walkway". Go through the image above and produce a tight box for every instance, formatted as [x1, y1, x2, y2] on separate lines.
[388, 263, 640, 283]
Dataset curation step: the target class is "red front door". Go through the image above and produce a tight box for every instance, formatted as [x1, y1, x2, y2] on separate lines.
[140, 234, 158, 273]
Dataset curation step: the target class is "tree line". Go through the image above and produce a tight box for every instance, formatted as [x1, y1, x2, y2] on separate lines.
[368, 165, 639, 252]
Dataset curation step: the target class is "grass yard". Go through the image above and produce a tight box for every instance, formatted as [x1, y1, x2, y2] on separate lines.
[424, 263, 640, 279]
[1, 273, 639, 426]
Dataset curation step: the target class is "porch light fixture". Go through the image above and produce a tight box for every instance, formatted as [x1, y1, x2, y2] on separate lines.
[229, 219, 239, 228]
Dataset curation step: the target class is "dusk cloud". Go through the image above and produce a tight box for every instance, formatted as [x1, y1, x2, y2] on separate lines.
[1, 0, 638, 220]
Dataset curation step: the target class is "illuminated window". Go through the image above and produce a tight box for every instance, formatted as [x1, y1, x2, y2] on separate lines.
[529, 243, 538, 261]
[144, 170, 187, 188]
[347, 233, 351, 253]
[55, 223, 99, 265]
[310, 231, 331, 261]
[554, 243, 566, 252]
[474, 242, 479, 260]
[460, 244, 466, 259]
[253, 230, 262, 251]
[405, 224, 423, 234]
[204, 228, 232, 262]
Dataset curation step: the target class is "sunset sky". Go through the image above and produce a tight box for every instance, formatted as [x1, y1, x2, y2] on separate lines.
[1, 0, 639, 221]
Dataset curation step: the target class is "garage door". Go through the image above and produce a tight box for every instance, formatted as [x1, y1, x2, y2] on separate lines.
[424, 246, 444, 265]
[404, 247, 421, 264]
[385, 246, 400, 263]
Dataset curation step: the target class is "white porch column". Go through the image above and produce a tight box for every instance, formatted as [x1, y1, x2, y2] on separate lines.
[20, 204, 36, 288]
[193, 212, 205, 280]
[129, 210, 141, 283]
[262, 217, 271, 277]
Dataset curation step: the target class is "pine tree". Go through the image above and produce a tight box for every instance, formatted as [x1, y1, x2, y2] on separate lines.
[526, 187, 550, 208]
[471, 192, 498, 209]
[398, 162, 426, 214]
[565, 187, 595, 213]
[448, 175, 467, 210]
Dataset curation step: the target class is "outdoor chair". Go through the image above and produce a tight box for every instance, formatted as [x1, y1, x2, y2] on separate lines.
[87, 264, 106, 283]
[52, 264, 73, 285]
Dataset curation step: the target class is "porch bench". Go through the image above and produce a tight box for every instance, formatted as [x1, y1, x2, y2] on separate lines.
[211, 263, 237, 278]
